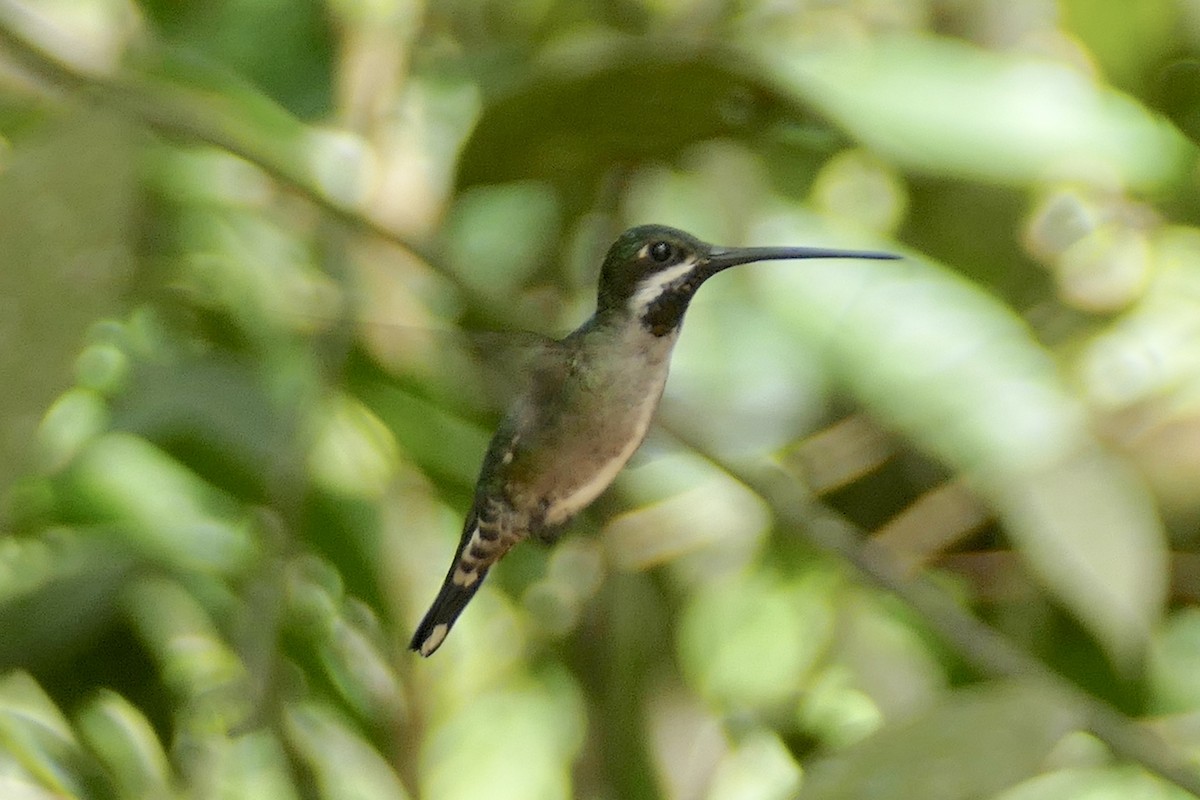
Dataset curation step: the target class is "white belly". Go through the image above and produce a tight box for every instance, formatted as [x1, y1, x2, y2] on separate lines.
[516, 325, 678, 528]
[542, 374, 665, 525]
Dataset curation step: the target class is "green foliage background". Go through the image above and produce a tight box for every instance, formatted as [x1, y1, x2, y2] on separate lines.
[1, 0, 1200, 798]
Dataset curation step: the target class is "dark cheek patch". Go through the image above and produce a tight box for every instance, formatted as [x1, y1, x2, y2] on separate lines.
[641, 282, 696, 336]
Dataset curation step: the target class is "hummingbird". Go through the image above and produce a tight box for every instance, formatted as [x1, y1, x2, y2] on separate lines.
[410, 224, 899, 656]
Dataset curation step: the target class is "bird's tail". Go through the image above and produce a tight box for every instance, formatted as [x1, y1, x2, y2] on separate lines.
[408, 567, 489, 656]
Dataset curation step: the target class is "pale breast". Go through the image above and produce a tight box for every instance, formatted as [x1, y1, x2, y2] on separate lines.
[527, 327, 678, 527]
[539, 375, 666, 526]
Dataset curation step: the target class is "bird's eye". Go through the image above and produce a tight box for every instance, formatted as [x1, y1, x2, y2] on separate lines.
[649, 241, 673, 262]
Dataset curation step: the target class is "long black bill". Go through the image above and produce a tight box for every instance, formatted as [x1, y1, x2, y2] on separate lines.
[703, 244, 901, 276]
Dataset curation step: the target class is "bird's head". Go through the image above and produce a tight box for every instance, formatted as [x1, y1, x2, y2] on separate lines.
[596, 224, 900, 336]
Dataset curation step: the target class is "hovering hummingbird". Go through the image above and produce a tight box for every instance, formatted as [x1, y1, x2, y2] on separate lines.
[410, 224, 899, 656]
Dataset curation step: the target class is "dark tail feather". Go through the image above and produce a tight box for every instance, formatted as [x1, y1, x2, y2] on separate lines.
[409, 567, 489, 657]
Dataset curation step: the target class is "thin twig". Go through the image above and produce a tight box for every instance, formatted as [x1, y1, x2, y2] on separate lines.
[660, 417, 1200, 798]
[0, 0, 439, 264]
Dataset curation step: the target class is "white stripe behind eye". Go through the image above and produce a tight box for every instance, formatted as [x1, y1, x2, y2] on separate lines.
[628, 259, 698, 315]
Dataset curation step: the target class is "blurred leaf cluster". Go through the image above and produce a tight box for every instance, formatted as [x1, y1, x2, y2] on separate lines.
[1, 0, 1200, 798]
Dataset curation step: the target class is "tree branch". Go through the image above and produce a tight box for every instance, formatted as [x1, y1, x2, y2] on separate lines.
[0, 0, 438, 263]
[661, 418, 1200, 798]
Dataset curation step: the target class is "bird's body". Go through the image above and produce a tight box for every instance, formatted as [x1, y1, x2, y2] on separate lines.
[489, 319, 678, 531]
[409, 312, 678, 656]
[410, 225, 898, 656]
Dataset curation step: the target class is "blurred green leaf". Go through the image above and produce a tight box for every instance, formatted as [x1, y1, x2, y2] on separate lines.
[76, 689, 174, 800]
[37, 388, 109, 474]
[760, 226, 1168, 666]
[1061, 0, 1181, 92]
[0, 107, 136, 500]
[995, 765, 1194, 800]
[419, 671, 584, 800]
[0, 534, 131, 673]
[707, 731, 801, 800]
[677, 569, 836, 710]
[124, 577, 250, 725]
[443, 181, 561, 295]
[0, 671, 112, 798]
[63, 433, 258, 575]
[833, 590, 947, 723]
[208, 731, 299, 800]
[457, 51, 845, 215]
[138, 0, 336, 118]
[284, 562, 405, 728]
[761, 34, 1194, 192]
[124, 35, 329, 163]
[285, 701, 412, 800]
[356, 378, 491, 489]
[801, 682, 1081, 800]
[1150, 608, 1200, 714]
[307, 393, 399, 498]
